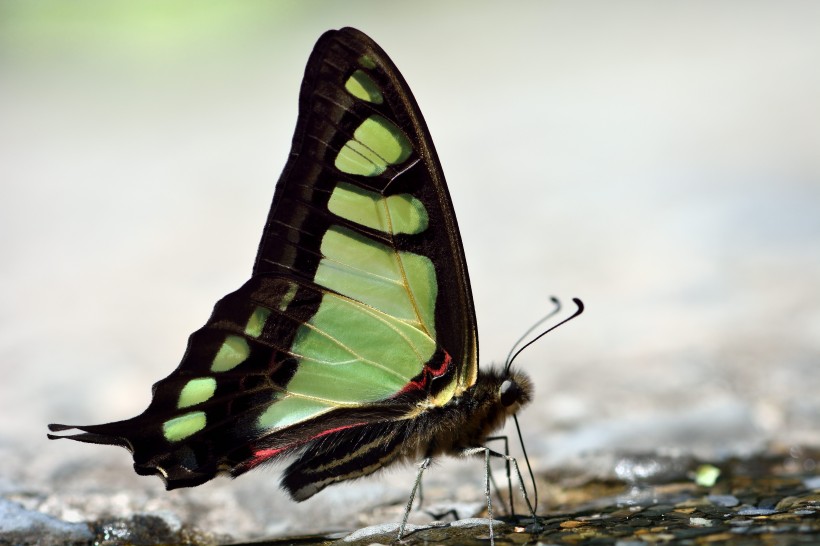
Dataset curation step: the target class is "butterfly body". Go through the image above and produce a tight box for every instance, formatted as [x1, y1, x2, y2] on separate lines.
[281, 366, 532, 501]
[48, 27, 534, 512]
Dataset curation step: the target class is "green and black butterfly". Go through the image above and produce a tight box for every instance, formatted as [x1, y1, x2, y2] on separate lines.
[49, 27, 557, 538]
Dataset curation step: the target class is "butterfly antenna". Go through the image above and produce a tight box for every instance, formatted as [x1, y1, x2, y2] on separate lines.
[504, 298, 584, 522]
[505, 298, 585, 373]
[513, 413, 538, 512]
[504, 296, 562, 367]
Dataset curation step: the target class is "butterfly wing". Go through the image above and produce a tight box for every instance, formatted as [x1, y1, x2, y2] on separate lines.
[48, 27, 478, 490]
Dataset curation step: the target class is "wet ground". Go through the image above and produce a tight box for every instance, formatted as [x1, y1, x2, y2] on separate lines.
[4, 446, 817, 545]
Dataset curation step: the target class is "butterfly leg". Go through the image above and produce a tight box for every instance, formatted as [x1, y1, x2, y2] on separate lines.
[416, 472, 425, 510]
[486, 435, 514, 516]
[461, 446, 497, 545]
[462, 445, 539, 543]
[397, 456, 431, 541]
[483, 446, 537, 520]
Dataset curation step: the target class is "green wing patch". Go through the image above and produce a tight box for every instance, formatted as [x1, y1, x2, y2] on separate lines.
[335, 115, 413, 176]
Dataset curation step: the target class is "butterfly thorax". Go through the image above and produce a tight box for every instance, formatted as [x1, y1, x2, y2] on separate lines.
[403, 367, 533, 460]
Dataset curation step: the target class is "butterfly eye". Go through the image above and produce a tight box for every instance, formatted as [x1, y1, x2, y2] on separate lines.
[499, 379, 521, 407]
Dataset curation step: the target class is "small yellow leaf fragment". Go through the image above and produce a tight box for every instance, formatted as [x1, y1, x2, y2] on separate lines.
[694, 464, 721, 487]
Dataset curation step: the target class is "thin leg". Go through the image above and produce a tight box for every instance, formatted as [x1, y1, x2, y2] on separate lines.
[483, 448, 495, 546]
[491, 449, 536, 519]
[461, 446, 496, 546]
[397, 457, 431, 541]
[463, 446, 537, 520]
[486, 435, 514, 516]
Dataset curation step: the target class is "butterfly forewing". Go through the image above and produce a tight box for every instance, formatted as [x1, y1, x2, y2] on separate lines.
[48, 28, 479, 491]
[255, 28, 477, 382]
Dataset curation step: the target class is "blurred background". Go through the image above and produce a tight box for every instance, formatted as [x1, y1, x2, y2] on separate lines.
[2, 0, 818, 538]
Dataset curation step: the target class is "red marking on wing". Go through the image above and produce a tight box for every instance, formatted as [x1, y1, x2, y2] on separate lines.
[241, 422, 367, 472]
[397, 350, 453, 395]
[248, 446, 287, 463]
[429, 350, 452, 376]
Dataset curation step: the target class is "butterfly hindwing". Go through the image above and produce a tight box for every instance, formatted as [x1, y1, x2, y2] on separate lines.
[48, 28, 479, 492]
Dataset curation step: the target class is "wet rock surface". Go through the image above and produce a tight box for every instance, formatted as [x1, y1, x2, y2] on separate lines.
[5, 447, 817, 545]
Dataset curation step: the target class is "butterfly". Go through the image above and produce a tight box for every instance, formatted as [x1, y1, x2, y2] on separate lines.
[48, 27, 549, 540]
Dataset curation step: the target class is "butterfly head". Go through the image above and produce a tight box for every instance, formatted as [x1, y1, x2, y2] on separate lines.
[499, 371, 532, 410]
[497, 368, 533, 414]
[470, 366, 533, 419]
